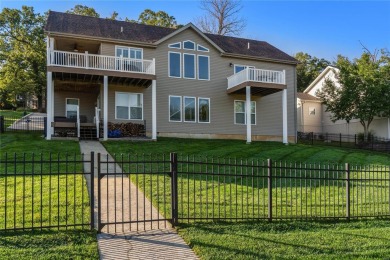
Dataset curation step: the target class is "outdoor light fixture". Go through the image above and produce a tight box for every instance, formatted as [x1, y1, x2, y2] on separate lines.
[74, 44, 78, 52]
[229, 63, 233, 67]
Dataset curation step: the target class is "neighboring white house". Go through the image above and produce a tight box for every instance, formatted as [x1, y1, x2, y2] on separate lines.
[297, 66, 390, 139]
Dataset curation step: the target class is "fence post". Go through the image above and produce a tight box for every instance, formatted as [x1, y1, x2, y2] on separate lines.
[43, 117, 47, 137]
[354, 134, 356, 146]
[345, 163, 350, 221]
[170, 153, 178, 226]
[90, 152, 95, 231]
[0, 115, 4, 133]
[311, 132, 314, 145]
[97, 153, 102, 233]
[268, 159, 273, 222]
[339, 133, 342, 147]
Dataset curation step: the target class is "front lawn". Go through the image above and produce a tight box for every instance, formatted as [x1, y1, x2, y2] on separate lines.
[178, 220, 390, 259]
[0, 230, 98, 260]
[104, 138, 390, 259]
[103, 137, 390, 165]
[0, 132, 98, 259]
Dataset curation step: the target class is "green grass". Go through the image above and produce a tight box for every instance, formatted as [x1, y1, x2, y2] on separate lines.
[177, 220, 390, 259]
[0, 110, 27, 119]
[105, 138, 390, 259]
[103, 137, 390, 165]
[0, 132, 98, 259]
[0, 230, 98, 260]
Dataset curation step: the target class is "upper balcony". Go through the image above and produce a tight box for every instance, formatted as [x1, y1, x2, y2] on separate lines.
[227, 68, 286, 96]
[47, 50, 156, 82]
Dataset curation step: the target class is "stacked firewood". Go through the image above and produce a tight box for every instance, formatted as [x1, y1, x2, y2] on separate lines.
[107, 122, 145, 137]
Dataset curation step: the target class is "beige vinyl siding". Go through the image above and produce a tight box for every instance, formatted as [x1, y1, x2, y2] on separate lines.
[100, 43, 155, 60]
[54, 90, 98, 123]
[298, 100, 322, 132]
[151, 28, 296, 138]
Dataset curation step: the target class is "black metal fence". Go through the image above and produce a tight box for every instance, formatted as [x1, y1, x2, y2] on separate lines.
[98, 153, 390, 232]
[0, 115, 45, 133]
[0, 152, 94, 231]
[1, 152, 389, 233]
[298, 132, 390, 153]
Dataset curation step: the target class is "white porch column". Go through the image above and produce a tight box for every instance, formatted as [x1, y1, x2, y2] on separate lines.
[103, 76, 108, 141]
[151, 80, 157, 140]
[246, 86, 251, 143]
[46, 72, 53, 140]
[282, 89, 288, 144]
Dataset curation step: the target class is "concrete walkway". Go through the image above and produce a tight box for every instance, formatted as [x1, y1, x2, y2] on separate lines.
[79, 141, 198, 260]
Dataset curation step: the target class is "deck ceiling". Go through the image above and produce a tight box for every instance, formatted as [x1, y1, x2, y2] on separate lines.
[51, 70, 153, 88]
[227, 81, 287, 96]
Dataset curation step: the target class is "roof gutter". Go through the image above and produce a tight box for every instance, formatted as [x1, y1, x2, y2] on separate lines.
[221, 52, 299, 65]
[45, 31, 157, 48]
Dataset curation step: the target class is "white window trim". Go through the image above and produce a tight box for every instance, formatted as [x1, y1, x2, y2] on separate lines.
[168, 42, 181, 49]
[197, 55, 210, 81]
[183, 96, 197, 123]
[183, 40, 196, 50]
[115, 45, 143, 60]
[233, 64, 255, 74]
[169, 95, 182, 122]
[168, 51, 182, 78]
[234, 100, 256, 125]
[197, 44, 209, 52]
[115, 92, 144, 121]
[198, 97, 210, 124]
[65, 98, 79, 118]
[183, 53, 196, 80]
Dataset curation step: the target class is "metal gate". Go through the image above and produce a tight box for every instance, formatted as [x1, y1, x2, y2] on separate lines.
[97, 153, 177, 233]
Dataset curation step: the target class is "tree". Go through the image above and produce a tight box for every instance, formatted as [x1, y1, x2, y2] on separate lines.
[295, 52, 331, 92]
[137, 9, 179, 28]
[0, 6, 46, 110]
[107, 11, 118, 20]
[66, 5, 100, 17]
[317, 50, 390, 139]
[195, 0, 246, 36]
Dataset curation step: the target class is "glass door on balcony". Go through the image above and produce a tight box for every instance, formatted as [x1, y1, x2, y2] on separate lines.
[116, 46, 143, 72]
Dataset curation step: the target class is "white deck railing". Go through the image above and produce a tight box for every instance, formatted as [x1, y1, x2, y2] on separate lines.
[48, 50, 155, 75]
[227, 68, 285, 89]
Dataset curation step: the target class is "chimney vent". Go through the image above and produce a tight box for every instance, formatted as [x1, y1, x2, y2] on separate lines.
[120, 26, 123, 33]
[247, 42, 250, 49]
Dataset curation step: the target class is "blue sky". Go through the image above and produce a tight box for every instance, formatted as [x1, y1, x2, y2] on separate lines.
[2, 0, 389, 61]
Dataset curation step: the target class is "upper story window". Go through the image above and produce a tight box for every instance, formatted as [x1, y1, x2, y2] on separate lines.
[183, 40, 195, 50]
[168, 42, 181, 49]
[234, 64, 255, 74]
[169, 52, 181, 78]
[183, 54, 196, 79]
[116, 46, 143, 59]
[197, 44, 209, 52]
[168, 41, 210, 80]
[198, 55, 210, 80]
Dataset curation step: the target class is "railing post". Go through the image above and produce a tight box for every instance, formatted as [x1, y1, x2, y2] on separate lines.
[170, 153, 178, 226]
[85, 51, 89, 68]
[346, 163, 350, 221]
[97, 153, 102, 233]
[268, 158, 273, 222]
[0, 115, 4, 133]
[90, 152, 95, 230]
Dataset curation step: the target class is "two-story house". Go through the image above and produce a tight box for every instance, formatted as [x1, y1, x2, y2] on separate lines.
[45, 11, 298, 143]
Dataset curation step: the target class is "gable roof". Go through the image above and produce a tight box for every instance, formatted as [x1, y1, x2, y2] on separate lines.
[303, 66, 339, 93]
[45, 11, 298, 64]
[297, 92, 320, 101]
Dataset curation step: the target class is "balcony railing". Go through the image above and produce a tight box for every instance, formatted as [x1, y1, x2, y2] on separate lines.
[227, 68, 285, 89]
[48, 50, 155, 75]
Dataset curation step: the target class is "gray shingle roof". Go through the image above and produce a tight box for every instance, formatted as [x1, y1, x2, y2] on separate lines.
[297, 92, 320, 101]
[45, 11, 297, 63]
